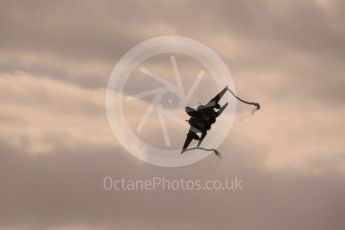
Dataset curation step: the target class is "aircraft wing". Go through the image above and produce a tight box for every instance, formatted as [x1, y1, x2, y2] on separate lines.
[204, 86, 228, 109]
[181, 129, 196, 153]
[217, 102, 228, 117]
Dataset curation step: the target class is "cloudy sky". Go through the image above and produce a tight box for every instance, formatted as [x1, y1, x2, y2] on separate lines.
[1, 0, 345, 229]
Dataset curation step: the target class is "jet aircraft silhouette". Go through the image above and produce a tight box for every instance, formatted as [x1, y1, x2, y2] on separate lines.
[181, 86, 228, 153]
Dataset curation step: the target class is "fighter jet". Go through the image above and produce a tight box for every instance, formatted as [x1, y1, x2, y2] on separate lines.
[181, 86, 228, 153]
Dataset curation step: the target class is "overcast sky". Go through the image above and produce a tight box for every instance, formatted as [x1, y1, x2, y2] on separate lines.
[1, 0, 345, 229]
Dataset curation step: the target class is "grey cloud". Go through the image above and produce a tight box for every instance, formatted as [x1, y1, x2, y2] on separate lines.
[1, 0, 345, 229]
[1, 0, 344, 63]
[1, 0, 344, 102]
[1, 138, 345, 230]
